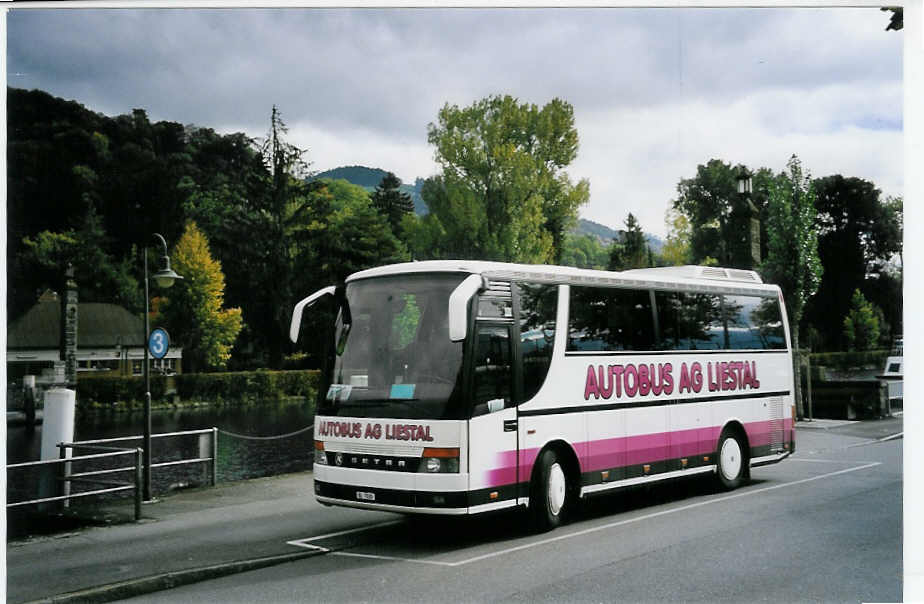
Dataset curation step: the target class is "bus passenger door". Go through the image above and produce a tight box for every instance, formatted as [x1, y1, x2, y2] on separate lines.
[467, 323, 519, 508]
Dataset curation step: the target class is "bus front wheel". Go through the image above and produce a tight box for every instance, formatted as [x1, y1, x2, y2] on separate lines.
[715, 429, 748, 490]
[529, 449, 569, 532]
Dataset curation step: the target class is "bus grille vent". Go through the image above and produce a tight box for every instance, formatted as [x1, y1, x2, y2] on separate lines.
[727, 269, 760, 282]
[485, 280, 512, 299]
[769, 396, 784, 452]
[700, 267, 727, 279]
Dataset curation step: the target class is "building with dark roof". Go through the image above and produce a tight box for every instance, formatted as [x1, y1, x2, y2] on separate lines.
[7, 294, 182, 383]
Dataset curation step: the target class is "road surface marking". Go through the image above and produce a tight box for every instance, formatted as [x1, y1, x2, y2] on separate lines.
[287, 520, 402, 550]
[847, 433, 903, 447]
[790, 458, 873, 464]
[312, 461, 881, 567]
[333, 551, 455, 566]
[445, 462, 882, 567]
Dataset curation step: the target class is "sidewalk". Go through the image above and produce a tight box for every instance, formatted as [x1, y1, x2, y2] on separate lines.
[6, 471, 395, 604]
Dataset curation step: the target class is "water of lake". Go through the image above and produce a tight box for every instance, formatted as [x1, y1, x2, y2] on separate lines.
[7, 400, 317, 502]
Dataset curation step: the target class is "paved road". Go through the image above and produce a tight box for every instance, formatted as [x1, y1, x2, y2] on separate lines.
[6, 421, 902, 603]
[114, 424, 900, 604]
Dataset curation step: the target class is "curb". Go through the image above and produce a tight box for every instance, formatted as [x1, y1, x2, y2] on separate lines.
[26, 549, 326, 604]
[796, 420, 858, 430]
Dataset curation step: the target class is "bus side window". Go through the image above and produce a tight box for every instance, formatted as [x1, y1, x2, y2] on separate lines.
[518, 282, 557, 402]
[567, 286, 655, 352]
[655, 292, 722, 350]
[472, 325, 513, 412]
[722, 294, 786, 350]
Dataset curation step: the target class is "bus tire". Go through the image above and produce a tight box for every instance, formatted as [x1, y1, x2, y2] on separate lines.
[715, 428, 748, 490]
[529, 449, 569, 532]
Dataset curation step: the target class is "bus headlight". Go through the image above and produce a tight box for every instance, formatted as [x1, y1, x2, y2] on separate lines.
[314, 440, 327, 465]
[420, 447, 460, 473]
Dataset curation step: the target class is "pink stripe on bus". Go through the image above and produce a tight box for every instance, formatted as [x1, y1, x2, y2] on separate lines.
[482, 417, 793, 489]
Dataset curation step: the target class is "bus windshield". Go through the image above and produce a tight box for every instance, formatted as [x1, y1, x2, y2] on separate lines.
[321, 273, 468, 420]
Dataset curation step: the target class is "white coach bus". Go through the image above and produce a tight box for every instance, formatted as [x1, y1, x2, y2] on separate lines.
[290, 261, 795, 531]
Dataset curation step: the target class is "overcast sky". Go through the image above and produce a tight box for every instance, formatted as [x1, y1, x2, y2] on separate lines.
[6, 6, 903, 237]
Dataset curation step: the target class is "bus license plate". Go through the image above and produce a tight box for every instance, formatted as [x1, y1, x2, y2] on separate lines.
[356, 491, 375, 501]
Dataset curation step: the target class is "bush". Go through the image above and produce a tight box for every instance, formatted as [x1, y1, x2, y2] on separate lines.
[810, 350, 889, 373]
[77, 370, 319, 407]
[77, 374, 166, 408]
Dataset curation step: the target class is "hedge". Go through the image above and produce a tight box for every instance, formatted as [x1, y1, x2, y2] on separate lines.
[809, 350, 890, 372]
[77, 370, 320, 407]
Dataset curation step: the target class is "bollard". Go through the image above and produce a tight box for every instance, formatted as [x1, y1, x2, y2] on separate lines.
[58, 444, 72, 509]
[23, 375, 36, 434]
[39, 388, 76, 511]
[135, 448, 143, 521]
[212, 427, 219, 486]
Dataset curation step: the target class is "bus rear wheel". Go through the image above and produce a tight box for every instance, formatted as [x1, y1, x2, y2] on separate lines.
[715, 429, 748, 490]
[529, 449, 569, 532]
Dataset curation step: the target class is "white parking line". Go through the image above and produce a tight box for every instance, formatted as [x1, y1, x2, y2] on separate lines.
[334, 551, 455, 566]
[292, 462, 881, 568]
[287, 520, 403, 551]
[847, 433, 903, 447]
[790, 458, 871, 464]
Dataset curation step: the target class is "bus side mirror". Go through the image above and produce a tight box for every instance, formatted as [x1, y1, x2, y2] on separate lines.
[290, 286, 336, 343]
[448, 274, 486, 341]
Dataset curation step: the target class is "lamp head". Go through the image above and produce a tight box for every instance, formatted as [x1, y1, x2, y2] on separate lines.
[736, 167, 752, 194]
[152, 256, 183, 288]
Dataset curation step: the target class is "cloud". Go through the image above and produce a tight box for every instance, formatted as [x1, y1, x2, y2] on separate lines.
[7, 7, 903, 238]
[573, 81, 903, 237]
[285, 119, 436, 185]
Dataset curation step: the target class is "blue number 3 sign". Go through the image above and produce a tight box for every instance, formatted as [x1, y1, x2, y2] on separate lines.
[149, 328, 170, 359]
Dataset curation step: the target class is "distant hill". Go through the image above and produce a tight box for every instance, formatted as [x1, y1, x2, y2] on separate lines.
[573, 218, 663, 253]
[574, 218, 619, 242]
[312, 166, 427, 215]
[312, 166, 662, 251]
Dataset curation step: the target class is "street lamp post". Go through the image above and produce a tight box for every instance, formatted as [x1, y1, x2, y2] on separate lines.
[735, 167, 760, 269]
[143, 233, 183, 501]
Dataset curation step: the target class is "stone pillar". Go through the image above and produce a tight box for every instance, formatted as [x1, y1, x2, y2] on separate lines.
[749, 207, 761, 268]
[732, 197, 761, 270]
[60, 264, 78, 389]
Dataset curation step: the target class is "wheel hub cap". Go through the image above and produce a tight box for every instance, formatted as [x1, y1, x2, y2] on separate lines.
[548, 463, 566, 516]
[720, 438, 742, 481]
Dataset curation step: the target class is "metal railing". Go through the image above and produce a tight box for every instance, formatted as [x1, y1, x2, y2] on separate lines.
[7, 445, 143, 520]
[6, 428, 218, 522]
[73, 428, 218, 488]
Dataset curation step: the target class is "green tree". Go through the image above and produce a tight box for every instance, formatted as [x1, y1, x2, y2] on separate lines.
[673, 160, 773, 268]
[285, 178, 409, 362]
[843, 289, 880, 351]
[760, 155, 822, 419]
[400, 212, 450, 261]
[607, 240, 626, 272]
[19, 208, 141, 312]
[560, 234, 609, 269]
[883, 196, 903, 271]
[309, 179, 409, 283]
[804, 176, 902, 350]
[622, 213, 649, 269]
[423, 94, 589, 263]
[605, 213, 650, 271]
[371, 172, 415, 236]
[661, 207, 692, 266]
[158, 222, 243, 371]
